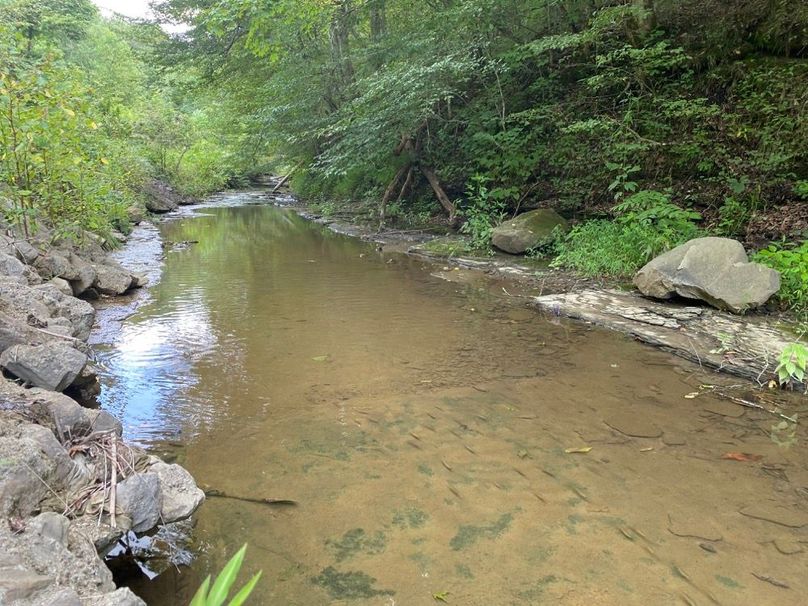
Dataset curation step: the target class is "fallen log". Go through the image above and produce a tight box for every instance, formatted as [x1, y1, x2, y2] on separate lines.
[421, 165, 457, 223]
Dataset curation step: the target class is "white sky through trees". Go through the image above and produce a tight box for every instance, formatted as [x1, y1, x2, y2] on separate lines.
[91, 1, 188, 32]
[92, 0, 153, 20]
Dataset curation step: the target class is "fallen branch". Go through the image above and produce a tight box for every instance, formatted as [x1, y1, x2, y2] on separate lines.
[714, 390, 797, 424]
[271, 162, 303, 193]
[421, 165, 457, 223]
[379, 164, 409, 231]
[204, 488, 298, 507]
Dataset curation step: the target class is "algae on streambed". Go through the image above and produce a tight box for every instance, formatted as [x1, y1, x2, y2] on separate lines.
[99, 203, 808, 606]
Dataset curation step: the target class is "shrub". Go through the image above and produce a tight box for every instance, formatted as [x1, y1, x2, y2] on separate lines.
[458, 174, 505, 253]
[776, 343, 808, 389]
[552, 190, 701, 277]
[753, 242, 808, 317]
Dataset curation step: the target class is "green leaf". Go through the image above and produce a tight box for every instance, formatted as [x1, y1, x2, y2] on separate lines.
[189, 576, 211, 606]
[207, 545, 248, 606]
[227, 571, 262, 606]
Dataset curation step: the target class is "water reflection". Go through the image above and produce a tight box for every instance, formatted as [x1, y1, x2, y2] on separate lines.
[95, 202, 808, 606]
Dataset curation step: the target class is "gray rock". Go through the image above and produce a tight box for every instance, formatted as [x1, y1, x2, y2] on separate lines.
[28, 387, 122, 438]
[68, 516, 127, 554]
[1, 276, 95, 341]
[65, 253, 97, 296]
[35, 588, 83, 606]
[66, 363, 102, 404]
[34, 252, 72, 281]
[0, 419, 78, 516]
[28, 512, 70, 546]
[49, 277, 74, 297]
[115, 473, 162, 533]
[149, 462, 205, 522]
[634, 237, 781, 313]
[132, 272, 149, 288]
[0, 252, 31, 282]
[0, 236, 40, 264]
[126, 206, 145, 224]
[15, 240, 40, 264]
[26, 282, 95, 341]
[92, 263, 134, 295]
[0, 343, 88, 392]
[0, 566, 54, 602]
[88, 588, 147, 606]
[491, 209, 569, 254]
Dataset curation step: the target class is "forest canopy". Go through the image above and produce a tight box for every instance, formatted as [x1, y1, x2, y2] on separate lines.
[0, 1, 806, 277]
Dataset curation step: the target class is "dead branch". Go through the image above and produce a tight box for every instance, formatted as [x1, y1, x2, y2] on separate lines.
[421, 165, 457, 223]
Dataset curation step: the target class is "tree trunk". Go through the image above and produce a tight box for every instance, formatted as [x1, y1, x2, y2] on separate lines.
[421, 166, 457, 222]
[329, 1, 355, 98]
[379, 164, 408, 230]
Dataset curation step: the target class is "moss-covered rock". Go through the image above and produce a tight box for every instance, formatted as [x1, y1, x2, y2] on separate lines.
[491, 209, 569, 254]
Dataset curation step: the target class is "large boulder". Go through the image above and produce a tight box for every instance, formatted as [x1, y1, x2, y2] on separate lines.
[92, 263, 134, 295]
[491, 209, 569, 254]
[0, 343, 88, 392]
[142, 180, 180, 213]
[0, 252, 39, 285]
[149, 461, 206, 523]
[115, 473, 162, 533]
[634, 237, 781, 313]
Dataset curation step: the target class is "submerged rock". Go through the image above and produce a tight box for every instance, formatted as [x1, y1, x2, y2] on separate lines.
[634, 237, 780, 313]
[0, 343, 88, 392]
[491, 209, 569, 254]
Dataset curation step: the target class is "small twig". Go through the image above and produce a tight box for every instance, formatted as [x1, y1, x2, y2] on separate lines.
[715, 391, 797, 424]
[109, 438, 117, 528]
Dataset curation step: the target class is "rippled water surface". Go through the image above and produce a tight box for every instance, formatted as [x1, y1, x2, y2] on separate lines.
[94, 196, 808, 605]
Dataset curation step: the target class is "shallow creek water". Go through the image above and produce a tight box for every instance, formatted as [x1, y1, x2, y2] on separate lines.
[93, 195, 808, 605]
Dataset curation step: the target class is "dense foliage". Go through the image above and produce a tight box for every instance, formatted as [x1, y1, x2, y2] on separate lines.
[0, 0, 236, 239]
[1, 1, 806, 308]
[150, 0, 805, 230]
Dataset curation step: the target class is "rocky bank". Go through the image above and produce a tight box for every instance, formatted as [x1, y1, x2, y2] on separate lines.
[0, 214, 204, 605]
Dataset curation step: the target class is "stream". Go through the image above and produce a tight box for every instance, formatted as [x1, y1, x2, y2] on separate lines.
[92, 191, 807, 605]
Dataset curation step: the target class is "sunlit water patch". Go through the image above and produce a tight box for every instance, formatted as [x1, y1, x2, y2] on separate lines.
[94, 200, 808, 605]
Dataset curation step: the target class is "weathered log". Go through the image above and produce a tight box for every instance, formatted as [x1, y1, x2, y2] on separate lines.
[379, 164, 409, 230]
[421, 165, 457, 222]
[533, 289, 790, 384]
[271, 162, 302, 193]
[396, 166, 414, 203]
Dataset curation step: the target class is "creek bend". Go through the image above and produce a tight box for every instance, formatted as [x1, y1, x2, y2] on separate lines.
[94, 194, 807, 605]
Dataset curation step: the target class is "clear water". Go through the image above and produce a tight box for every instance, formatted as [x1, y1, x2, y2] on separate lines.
[94, 198, 808, 605]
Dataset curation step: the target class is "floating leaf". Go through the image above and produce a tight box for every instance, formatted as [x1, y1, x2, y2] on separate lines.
[433, 591, 450, 602]
[564, 446, 592, 454]
[312, 355, 328, 362]
[683, 392, 699, 399]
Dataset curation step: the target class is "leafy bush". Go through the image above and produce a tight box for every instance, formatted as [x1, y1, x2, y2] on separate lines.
[552, 220, 666, 277]
[753, 242, 808, 316]
[776, 343, 808, 390]
[553, 190, 701, 277]
[458, 175, 505, 253]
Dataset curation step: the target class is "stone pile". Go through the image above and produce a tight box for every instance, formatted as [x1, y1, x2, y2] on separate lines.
[0, 226, 204, 605]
